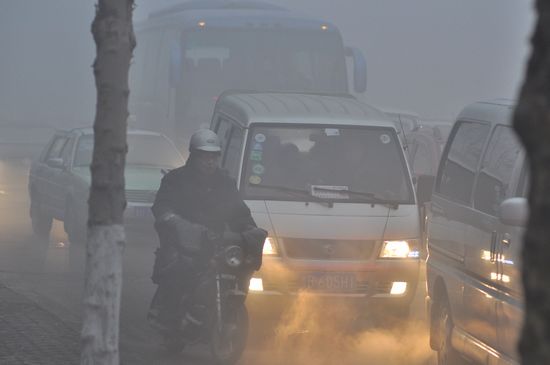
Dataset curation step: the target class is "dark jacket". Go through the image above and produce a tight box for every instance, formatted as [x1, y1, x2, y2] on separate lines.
[152, 164, 255, 235]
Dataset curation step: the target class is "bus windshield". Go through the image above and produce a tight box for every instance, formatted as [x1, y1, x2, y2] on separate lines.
[176, 29, 348, 132]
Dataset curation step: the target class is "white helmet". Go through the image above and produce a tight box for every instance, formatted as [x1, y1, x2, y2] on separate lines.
[189, 129, 222, 152]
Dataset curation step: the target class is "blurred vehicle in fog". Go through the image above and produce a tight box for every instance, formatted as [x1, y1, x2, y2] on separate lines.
[28, 128, 184, 243]
[130, 0, 367, 148]
[210, 91, 430, 319]
[425, 99, 525, 365]
[404, 120, 451, 181]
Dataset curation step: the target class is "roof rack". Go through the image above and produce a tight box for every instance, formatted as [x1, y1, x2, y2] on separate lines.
[149, 0, 287, 19]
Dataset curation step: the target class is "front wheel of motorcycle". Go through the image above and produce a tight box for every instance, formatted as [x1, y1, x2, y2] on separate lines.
[210, 303, 249, 365]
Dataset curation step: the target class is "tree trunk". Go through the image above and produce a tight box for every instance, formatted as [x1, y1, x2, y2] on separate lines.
[81, 2, 135, 364]
[513, 1, 550, 364]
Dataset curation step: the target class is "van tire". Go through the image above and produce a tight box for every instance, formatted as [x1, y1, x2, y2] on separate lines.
[30, 194, 52, 238]
[434, 299, 464, 365]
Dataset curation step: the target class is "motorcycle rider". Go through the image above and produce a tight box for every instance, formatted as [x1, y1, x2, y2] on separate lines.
[147, 129, 259, 334]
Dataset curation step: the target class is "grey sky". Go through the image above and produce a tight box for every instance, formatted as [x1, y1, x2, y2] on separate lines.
[0, 1, 535, 126]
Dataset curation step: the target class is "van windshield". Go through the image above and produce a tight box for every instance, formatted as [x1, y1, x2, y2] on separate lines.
[241, 125, 414, 204]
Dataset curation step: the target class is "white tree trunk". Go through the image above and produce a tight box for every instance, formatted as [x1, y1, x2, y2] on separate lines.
[81, 1, 135, 364]
[81, 226, 125, 365]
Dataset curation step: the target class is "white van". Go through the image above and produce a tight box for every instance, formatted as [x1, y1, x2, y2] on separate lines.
[210, 92, 424, 317]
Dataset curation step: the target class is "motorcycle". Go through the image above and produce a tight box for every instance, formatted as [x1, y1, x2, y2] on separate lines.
[153, 226, 266, 365]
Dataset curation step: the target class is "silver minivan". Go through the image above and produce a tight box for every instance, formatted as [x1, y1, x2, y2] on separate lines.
[425, 99, 527, 365]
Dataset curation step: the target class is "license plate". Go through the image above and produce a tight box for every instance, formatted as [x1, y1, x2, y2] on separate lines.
[301, 273, 356, 292]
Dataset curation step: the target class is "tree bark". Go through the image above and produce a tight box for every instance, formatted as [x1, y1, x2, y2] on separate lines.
[513, 1, 550, 364]
[81, 1, 135, 364]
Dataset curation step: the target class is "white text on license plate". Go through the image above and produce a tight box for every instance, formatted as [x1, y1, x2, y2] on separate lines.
[302, 273, 356, 292]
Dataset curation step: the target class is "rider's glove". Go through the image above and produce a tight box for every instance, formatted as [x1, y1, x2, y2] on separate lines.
[157, 212, 203, 255]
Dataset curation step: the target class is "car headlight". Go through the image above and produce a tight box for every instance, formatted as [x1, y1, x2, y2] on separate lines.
[379, 240, 419, 258]
[263, 237, 278, 256]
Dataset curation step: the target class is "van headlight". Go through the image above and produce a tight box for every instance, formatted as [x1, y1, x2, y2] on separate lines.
[263, 237, 278, 256]
[379, 240, 419, 258]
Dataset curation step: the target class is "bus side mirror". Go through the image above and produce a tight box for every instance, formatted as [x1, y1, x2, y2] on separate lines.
[345, 46, 367, 93]
[169, 41, 182, 88]
[499, 198, 528, 227]
[416, 174, 435, 205]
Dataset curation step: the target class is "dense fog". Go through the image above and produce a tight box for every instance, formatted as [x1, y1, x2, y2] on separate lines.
[0, 1, 536, 364]
[0, 1, 534, 129]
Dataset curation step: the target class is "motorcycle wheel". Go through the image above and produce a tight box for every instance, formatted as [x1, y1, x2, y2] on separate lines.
[210, 303, 249, 365]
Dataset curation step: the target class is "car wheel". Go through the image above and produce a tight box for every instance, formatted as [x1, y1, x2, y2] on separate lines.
[30, 194, 52, 238]
[64, 200, 86, 244]
[435, 299, 464, 365]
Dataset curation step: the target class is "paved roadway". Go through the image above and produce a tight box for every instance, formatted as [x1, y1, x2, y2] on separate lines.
[0, 158, 436, 365]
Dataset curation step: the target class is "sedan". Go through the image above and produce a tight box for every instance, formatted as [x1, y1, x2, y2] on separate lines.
[28, 128, 185, 242]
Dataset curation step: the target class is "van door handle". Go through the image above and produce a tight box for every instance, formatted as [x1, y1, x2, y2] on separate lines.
[490, 231, 497, 262]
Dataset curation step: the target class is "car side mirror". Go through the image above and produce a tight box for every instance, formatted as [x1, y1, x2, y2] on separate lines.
[47, 157, 64, 169]
[499, 198, 528, 227]
[416, 174, 435, 205]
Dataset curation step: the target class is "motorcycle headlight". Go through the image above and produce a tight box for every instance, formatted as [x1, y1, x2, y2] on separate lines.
[263, 237, 278, 256]
[379, 240, 419, 258]
[224, 245, 244, 267]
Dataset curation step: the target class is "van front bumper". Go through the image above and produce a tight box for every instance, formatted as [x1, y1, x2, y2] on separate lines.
[246, 257, 420, 318]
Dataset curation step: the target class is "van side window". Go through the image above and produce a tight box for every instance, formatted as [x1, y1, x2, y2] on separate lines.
[437, 121, 490, 204]
[517, 162, 529, 198]
[223, 127, 244, 179]
[474, 126, 522, 215]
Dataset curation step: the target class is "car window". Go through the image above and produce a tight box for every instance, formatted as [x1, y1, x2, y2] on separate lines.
[474, 126, 522, 215]
[60, 138, 74, 165]
[437, 121, 490, 204]
[45, 136, 68, 161]
[223, 127, 244, 179]
[74, 134, 184, 168]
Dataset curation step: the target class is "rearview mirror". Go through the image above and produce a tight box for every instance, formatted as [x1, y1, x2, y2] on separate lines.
[416, 174, 435, 205]
[499, 198, 528, 227]
[46, 158, 64, 169]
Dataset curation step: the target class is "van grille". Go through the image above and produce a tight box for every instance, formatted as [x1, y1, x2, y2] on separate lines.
[282, 238, 375, 260]
[125, 190, 156, 204]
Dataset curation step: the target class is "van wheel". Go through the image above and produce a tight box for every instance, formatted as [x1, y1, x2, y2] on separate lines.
[30, 194, 52, 238]
[64, 200, 86, 244]
[434, 299, 464, 365]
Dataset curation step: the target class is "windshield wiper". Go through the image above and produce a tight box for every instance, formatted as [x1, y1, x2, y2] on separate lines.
[310, 186, 399, 209]
[249, 183, 335, 208]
